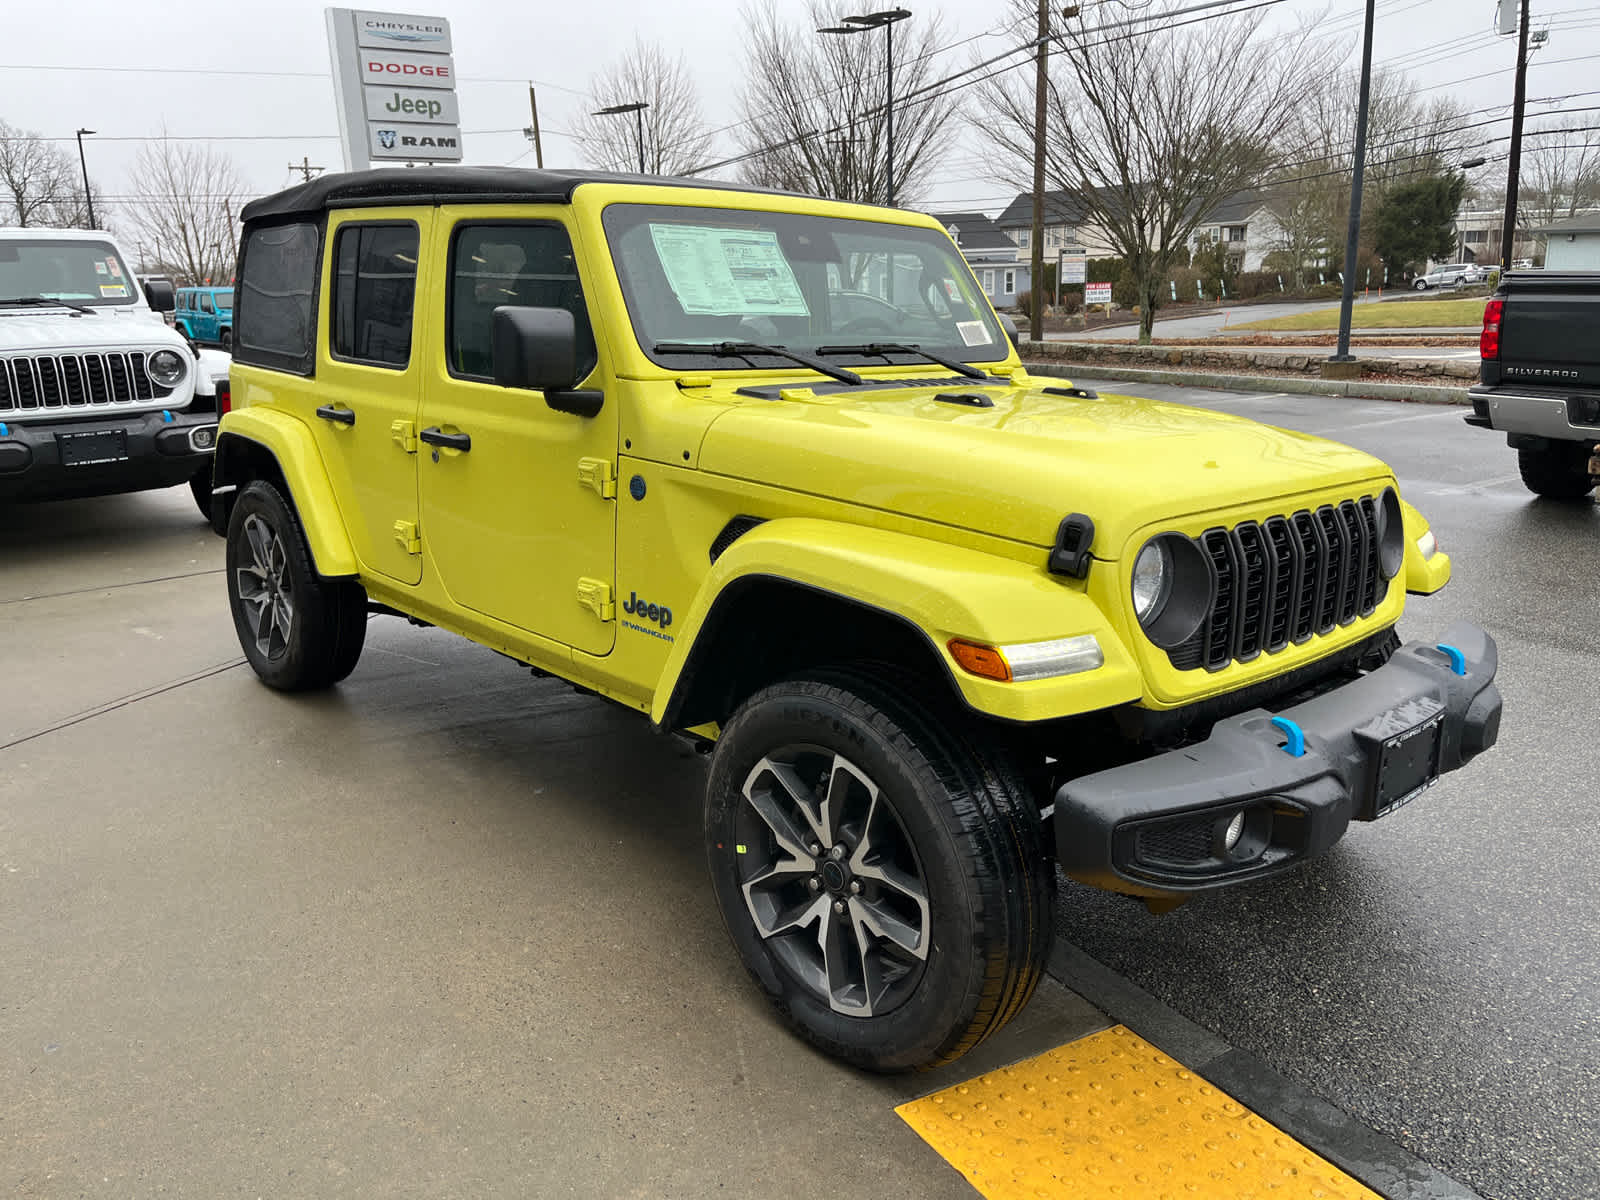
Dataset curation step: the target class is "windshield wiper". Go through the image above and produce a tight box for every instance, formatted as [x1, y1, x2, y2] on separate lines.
[0, 295, 93, 315]
[652, 340, 862, 386]
[816, 342, 989, 381]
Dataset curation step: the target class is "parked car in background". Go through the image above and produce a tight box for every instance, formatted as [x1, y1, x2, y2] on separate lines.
[175, 285, 234, 349]
[1413, 263, 1475, 290]
[0, 227, 220, 516]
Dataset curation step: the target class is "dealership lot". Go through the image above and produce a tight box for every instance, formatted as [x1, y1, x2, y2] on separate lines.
[3, 383, 1593, 1199]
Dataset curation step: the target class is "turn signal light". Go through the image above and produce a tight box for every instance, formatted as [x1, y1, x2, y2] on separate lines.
[948, 639, 1011, 682]
[1480, 298, 1503, 360]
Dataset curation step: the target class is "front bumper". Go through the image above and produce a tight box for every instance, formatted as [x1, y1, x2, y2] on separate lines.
[1056, 621, 1502, 899]
[0, 409, 217, 502]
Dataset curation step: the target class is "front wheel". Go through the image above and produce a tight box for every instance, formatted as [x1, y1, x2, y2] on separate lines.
[219, 328, 232, 351]
[1413, 278, 1429, 291]
[705, 672, 1053, 1073]
[225, 480, 368, 690]
[1518, 443, 1596, 500]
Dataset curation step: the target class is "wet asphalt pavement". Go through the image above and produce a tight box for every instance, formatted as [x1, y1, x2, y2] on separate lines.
[1050, 383, 1599, 1200]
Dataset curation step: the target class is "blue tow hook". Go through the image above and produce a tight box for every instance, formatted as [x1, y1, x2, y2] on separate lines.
[161, 410, 174, 423]
[1435, 643, 1467, 676]
[1269, 716, 1307, 758]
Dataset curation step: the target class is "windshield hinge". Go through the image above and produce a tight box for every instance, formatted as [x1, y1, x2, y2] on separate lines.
[577, 456, 616, 499]
[577, 577, 615, 622]
[390, 419, 418, 454]
[392, 519, 421, 556]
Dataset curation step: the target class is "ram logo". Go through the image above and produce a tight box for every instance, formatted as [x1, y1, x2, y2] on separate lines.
[376, 129, 398, 149]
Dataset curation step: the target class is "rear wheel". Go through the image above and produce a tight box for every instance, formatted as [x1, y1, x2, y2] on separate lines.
[226, 480, 367, 690]
[1518, 442, 1596, 500]
[705, 670, 1053, 1073]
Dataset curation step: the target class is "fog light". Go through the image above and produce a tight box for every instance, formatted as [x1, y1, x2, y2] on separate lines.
[189, 425, 217, 451]
[1222, 810, 1245, 850]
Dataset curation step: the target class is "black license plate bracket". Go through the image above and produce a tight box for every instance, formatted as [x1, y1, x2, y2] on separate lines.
[1355, 697, 1445, 820]
[58, 429, 129, 467]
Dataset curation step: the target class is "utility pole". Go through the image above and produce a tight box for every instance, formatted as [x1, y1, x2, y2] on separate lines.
[524, 85, 544, 168]
[287, 157, 324, 183]
[221, 199, 239, 273]
[1029, 0, 1048, 344]
[1324, 0, 1375, 377]
[75, 129, 96, 230]
[1500, 0, 1531, 269]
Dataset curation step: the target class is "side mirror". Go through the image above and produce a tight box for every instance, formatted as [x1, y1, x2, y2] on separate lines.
[491, 306, 603, 418]
[998, 312, 1021, 354]
[144, 278, 176, 313]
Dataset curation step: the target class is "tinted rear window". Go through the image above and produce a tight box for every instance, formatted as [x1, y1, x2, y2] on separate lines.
[235, 221, 321, 374]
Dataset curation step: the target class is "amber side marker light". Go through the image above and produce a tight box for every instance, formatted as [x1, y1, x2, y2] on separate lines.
[948, 635, 1104, 683]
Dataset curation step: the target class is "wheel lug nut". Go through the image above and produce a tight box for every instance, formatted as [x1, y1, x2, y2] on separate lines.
[808, 842, 822, 856]
[829, 845, 845, 861]
[808, 876, 821, 892]
[849, 880, 862, 894]
[832, 900, 846, 914]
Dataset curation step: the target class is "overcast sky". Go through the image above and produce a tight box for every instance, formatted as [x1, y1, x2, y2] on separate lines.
[1, 0, 1595, 231]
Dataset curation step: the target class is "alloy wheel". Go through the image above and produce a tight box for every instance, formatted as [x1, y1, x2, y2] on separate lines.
[736, 747, 930, 1017]
[236, 513, 294, 660]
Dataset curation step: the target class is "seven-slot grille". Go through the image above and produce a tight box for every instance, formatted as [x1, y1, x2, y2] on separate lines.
[1168, 496, 1386, 672]
[0, 352, 174, 417]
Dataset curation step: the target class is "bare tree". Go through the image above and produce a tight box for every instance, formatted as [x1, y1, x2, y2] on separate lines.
[571, 41, 715, 176]
[0, 120, 84, 227]
[1519, 119, 1600, 241]
[730, 1, 962, 208]
[127, 136, 245, 285]
[977, 2, 1317, 342]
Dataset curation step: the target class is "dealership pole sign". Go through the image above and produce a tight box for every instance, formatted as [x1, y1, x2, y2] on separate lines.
[326, 8, 463, 169]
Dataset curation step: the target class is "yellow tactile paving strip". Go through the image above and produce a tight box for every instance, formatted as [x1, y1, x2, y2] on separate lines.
[897, 1026, 1383, 1200]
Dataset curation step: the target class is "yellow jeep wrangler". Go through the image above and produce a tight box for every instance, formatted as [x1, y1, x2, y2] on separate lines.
[211, 167, 1501, 1072]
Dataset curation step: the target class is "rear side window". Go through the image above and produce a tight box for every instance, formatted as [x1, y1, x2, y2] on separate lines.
[447, 222, 596, 381]
[235, 221, 321, 374]
[331, 223, 419, 369]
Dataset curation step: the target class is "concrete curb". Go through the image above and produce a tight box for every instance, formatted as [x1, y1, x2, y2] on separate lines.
[1024, 360, 1472, 405]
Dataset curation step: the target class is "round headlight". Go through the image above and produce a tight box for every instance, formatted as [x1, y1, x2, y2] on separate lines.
[1133, 533, 1215, 651]
[1132, 540, 1170, 622]
[1376, 487, 1405, 580]
[147, 349, 186, 388]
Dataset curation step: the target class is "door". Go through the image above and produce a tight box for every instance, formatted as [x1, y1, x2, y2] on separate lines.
[196, 292, 219, 342]
[302, 211, 431, 585]
[417, 213, 618, 656]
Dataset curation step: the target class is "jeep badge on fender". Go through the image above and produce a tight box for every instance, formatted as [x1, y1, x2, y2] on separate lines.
[211, 165, 1502, 1074]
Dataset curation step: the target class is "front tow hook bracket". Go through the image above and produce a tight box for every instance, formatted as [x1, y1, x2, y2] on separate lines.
[1269, 716, 1307, 758]
[1434, 643, 1467, 676]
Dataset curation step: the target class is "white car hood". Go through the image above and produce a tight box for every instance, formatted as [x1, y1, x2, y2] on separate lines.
[0, 306, 188, 354]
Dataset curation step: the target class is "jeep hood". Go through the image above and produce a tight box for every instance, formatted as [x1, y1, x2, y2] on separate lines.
[0, 306, 184, 354]
[697, 380, 1393, 555]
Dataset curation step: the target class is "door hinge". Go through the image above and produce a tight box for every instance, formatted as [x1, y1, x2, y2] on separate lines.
[577, 456, 617, 499]
[576, 577, 615, 621]
[392, 519, 421, 555]
[391, 419, 418, 454]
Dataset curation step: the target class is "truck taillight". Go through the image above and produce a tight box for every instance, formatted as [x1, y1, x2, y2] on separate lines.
[1480, 298, 1503, 359]
[216, 379, 231, 415]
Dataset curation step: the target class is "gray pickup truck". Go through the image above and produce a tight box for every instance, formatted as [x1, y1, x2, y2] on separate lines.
[1467, 271, 1599, 499]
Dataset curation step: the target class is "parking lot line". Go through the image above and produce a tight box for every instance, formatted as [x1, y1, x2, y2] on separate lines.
[897, 1025, 1382, 1200]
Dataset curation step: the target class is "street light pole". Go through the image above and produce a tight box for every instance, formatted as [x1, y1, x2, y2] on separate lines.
[593, 101, 650, 174]
[1324, 0, 1374, 375]
[75, 128, 96, 230]
[819, 9, 912, 206]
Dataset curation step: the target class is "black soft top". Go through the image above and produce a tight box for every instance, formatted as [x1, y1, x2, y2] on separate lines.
[239, 166, 811, 224]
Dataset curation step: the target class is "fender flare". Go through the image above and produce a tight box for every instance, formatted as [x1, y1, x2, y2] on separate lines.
[216, 408, 358, 579]
[651, 517, 1142, 728]
[1400, 498, 1450, 595]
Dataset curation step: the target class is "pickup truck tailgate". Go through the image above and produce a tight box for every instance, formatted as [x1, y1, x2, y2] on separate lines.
[1486, 272, 1600, 388]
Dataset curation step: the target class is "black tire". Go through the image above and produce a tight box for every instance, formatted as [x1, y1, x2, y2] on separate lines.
[225, 480, 368, 690]
[1518, 443, 1596, 500]
[219, 328, 232, 351]
[1413, 278, 1429, 291]
[705, 670, 1053, 1073]
[188, 468, 213, 521]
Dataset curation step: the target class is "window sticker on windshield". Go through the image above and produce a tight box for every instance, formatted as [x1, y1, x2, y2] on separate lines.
[943, 279, 959, 298]
[956, 320, 992, 347]
[94, 260, 108, 275]
[106, 258, 123, 278]
[648, 224, 809, 317]
[99, 283, 129, 298]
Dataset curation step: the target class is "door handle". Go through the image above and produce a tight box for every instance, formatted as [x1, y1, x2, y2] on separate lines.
[419, 426, 471, 452]
[315, 404, 356, 426]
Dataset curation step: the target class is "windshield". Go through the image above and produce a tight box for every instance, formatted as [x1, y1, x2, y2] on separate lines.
[0, 238, 138, 306]
[601, 203, 1008, 371]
